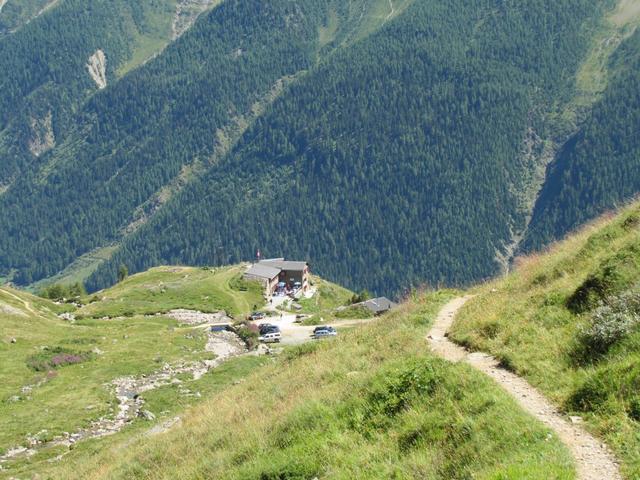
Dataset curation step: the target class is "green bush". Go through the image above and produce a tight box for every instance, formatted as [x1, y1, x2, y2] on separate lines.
[573, 291, 640, 362]
[282, 342, 319, 361]
[229, 275, 251, 292]
[568, 245, 640, 313]
[234, 323, 259, 349]
[39, 282, 86, 302]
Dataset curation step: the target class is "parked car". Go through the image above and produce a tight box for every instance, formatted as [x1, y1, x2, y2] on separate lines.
[259, 332, 281, 343]
[249, 312, 266, 321]
[313, 326, 335, 334]
[313, 327, 337, 339]
[259, 324, 280, 335]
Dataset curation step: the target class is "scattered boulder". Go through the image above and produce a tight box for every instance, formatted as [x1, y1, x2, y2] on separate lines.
[255, 344, 271, 356]
[59, 312, 75, 322]
[138, 410, 156, 421]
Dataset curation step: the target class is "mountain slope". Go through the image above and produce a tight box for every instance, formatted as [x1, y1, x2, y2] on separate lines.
[11, 292, 576, 479]
[0, 0, 186, 190]
[522, 26, 640, 251]
[0, 0, 348, 284]
[2, 0, 638, 300]
[87, 0, 608, 295]
[452, 200, 640, 478]
[0, 0, 58, 36]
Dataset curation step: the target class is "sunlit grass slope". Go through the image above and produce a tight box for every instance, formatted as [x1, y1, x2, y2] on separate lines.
[46, 292, 575, 480]
[452, 200, 640, 479]
[0, 284, 267, 477]
[78, 265, 264, 318]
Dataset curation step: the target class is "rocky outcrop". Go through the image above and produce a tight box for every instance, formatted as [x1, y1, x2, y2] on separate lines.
[87, 49, 107, 89]
[172, 0, 217, 40]
[28, 111, 55, 157]
[166, 309, 231, 325]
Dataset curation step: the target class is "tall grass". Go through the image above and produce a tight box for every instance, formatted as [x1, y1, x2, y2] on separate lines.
[451, 201, 640, 479]
[44, 291, 575, 479]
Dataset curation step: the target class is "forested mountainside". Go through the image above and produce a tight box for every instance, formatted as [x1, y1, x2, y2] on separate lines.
[0, 0, 56, 35]
[523, 27, 640, 251]
[87, 0, 609, 294]
[0, 0, 191, 187]
[0, 0, 340, 284]
[0, 0, 638, 297]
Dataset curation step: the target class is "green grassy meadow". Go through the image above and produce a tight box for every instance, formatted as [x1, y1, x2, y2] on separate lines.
[36, 292, 575, 480]
[0, 279, 269, 478]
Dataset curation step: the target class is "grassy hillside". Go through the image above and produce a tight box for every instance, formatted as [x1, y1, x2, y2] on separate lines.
[0, 281, 269, 477]
[78, 265, 265, 318]
[451, 201, 640, 478]
[20, 291, 576, 479]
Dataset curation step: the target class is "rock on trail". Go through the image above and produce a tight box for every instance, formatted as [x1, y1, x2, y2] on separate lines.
[427, 297, 622, 480]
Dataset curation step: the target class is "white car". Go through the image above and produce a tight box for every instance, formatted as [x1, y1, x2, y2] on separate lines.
[313, 328, 337, 339]
[259, 332, 281, 343]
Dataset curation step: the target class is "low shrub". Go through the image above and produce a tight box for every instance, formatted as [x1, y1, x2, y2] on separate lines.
[567, 266, 620, 313]
[229, 275, 252, 292]
[39, 282, 86, 302]
[26, 347, 94, 371]
[234, 323, 259, 349]
[352, 360, 443, 432]
[282, 342, 319, 361]
[573, 290, 640, 362]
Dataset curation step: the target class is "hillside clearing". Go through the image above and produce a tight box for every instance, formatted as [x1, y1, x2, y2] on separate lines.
[77, 265, 264, 319]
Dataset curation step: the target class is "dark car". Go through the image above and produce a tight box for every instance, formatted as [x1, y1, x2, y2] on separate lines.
[259, 324, 280, 335]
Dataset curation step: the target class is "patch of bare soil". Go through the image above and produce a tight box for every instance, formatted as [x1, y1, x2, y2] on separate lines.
[166, 309, 231, 325]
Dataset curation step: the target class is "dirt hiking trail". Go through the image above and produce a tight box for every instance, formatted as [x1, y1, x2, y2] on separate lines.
[428, 296, 622, 480]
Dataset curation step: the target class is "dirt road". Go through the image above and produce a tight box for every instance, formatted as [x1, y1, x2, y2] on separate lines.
[427, 296, 622, 480]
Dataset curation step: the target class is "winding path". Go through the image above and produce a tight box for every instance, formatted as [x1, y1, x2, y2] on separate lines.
[427, 296, 622, 480]
[0, 287, 42, 318]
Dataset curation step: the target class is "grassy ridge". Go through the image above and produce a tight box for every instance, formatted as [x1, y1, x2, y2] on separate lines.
[44, 292, 575, 479]
[452, 201, 640, 478]
[78, 265, 265, 318]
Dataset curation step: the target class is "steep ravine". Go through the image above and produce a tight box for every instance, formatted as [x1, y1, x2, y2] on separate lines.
[498, 0, 640, 271]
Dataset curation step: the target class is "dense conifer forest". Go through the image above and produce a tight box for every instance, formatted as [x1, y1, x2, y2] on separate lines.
[523, 29, 640, 251]
[0, 0, 638, 297]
